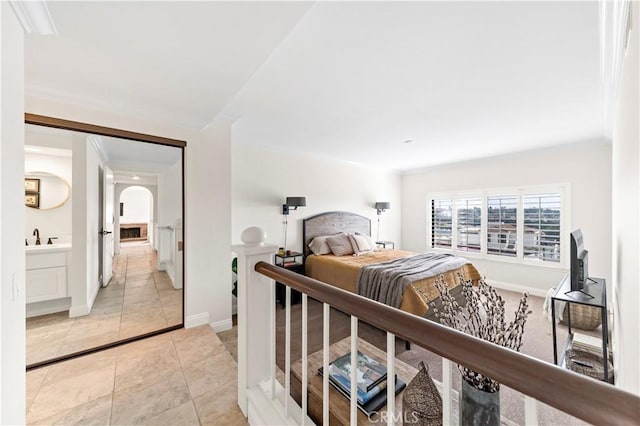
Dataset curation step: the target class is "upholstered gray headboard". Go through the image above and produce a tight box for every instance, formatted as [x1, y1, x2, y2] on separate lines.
[302, 211, 371, 258]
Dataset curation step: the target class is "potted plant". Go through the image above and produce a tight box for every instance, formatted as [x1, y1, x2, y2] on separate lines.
[431, 273, 531, 426]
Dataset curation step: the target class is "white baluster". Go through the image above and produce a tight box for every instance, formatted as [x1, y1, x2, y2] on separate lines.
[442, 358, 454, 425]
[285, 286, 291, 417]
[301, 293, 308, 425]
[386, 332, 396, 426]
[350, 316, 358, 425]
[269, 277, 276, 400]
[524, 396, 539, 425]
[323, 303, 330, 426]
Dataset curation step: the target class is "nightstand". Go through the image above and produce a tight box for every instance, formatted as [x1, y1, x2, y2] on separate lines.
[376, 240, 395, 249]
[274, 251, 304, 307]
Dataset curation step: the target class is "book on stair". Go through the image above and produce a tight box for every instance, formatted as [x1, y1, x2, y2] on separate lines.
[318, 350, 406, 415]
[328, 350, 387, 393]
[318, 365, 406, 415]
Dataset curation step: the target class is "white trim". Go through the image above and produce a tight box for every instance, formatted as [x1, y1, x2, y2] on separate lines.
[9, 0, 57, 35]
[490, 280, 548, 298]
[185, 312, 210, 328]
[209, 317, 233, 333]
[25, 299, 70, 318]
[69, 304, 90, 318]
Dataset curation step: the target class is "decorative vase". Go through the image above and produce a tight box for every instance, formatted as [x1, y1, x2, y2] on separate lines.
[460, 379, 500, 426]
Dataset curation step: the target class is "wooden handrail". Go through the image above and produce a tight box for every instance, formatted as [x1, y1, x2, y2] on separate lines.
[255, 262, 640, 426]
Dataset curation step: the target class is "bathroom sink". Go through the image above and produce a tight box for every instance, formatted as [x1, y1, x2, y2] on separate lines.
[26, 243, 72, 253]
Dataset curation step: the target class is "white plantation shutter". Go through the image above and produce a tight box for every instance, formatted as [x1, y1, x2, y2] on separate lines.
[523, 193, 561, 262]
[487, 195, 518, 257]
[429, 187, 565, 266]
[431, 199, 452, 248]
[456, 198, 481, 252]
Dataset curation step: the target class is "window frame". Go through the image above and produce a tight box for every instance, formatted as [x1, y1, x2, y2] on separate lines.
[426, 184, 570, 269]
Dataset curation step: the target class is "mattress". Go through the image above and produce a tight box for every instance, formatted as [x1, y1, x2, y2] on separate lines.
[305, 250, 481, 317]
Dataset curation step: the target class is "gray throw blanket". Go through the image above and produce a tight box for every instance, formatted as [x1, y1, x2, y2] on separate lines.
[356, 253, 469, 308]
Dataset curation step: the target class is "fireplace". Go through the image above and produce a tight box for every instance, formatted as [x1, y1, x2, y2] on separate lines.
[120, 223, 148, 242]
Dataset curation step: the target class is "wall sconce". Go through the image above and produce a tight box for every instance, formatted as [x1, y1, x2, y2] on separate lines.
[374, 202, 390, 241]
[282, 196, 306, 215]
[282, 196, 306, 249]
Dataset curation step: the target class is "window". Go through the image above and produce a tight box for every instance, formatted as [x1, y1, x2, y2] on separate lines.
[456, 198, 481, 252]
[523, 193, 561, 262]
[487, 195, 518, 257]
[431, 198, 452, 248]
[428, 186, 566, 267]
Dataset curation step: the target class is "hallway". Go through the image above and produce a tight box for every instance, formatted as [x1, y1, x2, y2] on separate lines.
[26, 243, 183, 365]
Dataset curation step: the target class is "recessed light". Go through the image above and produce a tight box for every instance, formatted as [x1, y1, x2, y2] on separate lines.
[132, 175, 140, 180]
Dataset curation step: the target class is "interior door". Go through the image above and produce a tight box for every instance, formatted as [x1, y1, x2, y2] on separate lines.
[102, 166, 115, 286]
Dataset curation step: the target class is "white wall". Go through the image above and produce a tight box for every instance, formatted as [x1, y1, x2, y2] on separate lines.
[401, 141, 612, 293]
[187, 120, 231, 330]
[0, 3, 26, 422]
[232, 144, 402, 252]
[158, 160, 182, 228]
[120, 186, 152, 224]
[611, 3, 639, 395]
[25, 97, 233, 332]
[158, 160, 182, 280]
[24, 152, 72, 243]
[69, 136, 102, 316]
[114, 183, 157, 254]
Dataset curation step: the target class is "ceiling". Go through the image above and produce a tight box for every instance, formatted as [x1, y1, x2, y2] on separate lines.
[24, 1, 603, 172]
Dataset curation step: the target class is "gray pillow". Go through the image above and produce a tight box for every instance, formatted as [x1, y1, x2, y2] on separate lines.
[326, 233, 354, 256]
[308, 235, 331, 255]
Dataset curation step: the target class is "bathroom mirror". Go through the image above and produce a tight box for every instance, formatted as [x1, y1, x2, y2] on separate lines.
[25, 116, 186, 369]
[24, 172, 71, 210]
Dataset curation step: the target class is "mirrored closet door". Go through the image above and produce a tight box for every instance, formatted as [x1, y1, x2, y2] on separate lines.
[24, 115, 185, 368]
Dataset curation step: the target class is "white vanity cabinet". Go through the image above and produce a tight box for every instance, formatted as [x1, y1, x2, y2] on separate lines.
[26, 245, 71, 304]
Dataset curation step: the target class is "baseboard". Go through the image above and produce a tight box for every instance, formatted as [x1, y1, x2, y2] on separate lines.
[185, 312, 210, 328]
[26, 298, 70, 318]
[490, 280, 548, 298]
[69, 304, 90, 318]
[210, 318, 233, 333]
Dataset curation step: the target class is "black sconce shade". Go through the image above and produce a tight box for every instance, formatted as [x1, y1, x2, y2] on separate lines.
[282, 196, 307, 215]
[375, 202, 390, 214]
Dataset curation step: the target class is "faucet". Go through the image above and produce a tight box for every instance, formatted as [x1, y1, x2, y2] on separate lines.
[33, 228, 41, 245]
[47, 237, 58, 245]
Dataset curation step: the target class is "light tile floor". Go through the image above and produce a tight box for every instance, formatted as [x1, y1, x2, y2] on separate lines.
[27, 243, 183, 365]
[26, 325, 247, 425]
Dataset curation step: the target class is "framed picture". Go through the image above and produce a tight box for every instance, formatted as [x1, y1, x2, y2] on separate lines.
[25, 193, 40, 208]
[25, 178, 40, 193]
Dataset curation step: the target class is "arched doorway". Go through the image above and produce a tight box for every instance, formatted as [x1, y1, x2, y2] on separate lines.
[118, 185, 154, 248]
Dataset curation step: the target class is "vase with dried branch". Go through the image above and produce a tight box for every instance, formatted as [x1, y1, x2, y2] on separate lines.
[431, 273, 531, 425]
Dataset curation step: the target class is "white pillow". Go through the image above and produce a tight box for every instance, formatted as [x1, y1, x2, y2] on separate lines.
[326, 233, 355, 256]
[348, 233, 373, 256]
[356, 232, 378, 252]
[308, 236, 331, 255]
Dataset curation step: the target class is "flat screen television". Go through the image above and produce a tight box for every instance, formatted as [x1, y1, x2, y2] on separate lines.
[570, 229, 589, 292]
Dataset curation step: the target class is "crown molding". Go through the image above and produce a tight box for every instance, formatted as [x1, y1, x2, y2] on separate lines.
[9, 0, 57, 35]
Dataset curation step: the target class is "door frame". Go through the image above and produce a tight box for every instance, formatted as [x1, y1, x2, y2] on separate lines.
[25, 113, 187, 370]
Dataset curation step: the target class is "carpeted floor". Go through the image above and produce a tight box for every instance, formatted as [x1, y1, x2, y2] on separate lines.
[218, 288, 601, 425]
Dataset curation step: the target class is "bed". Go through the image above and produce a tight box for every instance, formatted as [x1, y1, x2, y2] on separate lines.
[302, 211, 481, 319]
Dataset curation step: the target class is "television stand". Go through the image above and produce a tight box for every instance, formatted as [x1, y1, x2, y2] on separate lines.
[551, 274, 609, 381]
